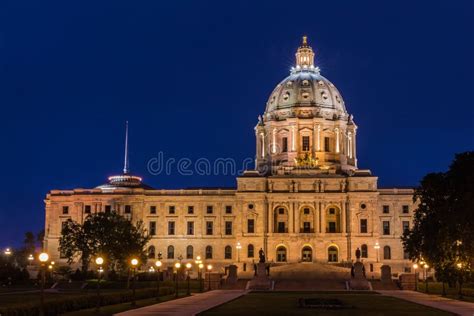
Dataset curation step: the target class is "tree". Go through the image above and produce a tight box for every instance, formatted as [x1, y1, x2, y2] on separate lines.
[402, 152, 474, 290]
[59, 212, 151, 274]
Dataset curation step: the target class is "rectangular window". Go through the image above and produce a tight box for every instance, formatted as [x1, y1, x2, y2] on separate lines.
[383, 221, 390, 235]
[302, 136, 310, 151]
[225, 221, 233, 235]
[402, 205, 409, 214]
[402, 221, 410, 234]
[124, 205, 132, 214]
[168, 221, 175, 235]
[247, 219, 255, 233]
[206, 221, 213, 235]
[329, 208, 335, 215]
[84, 205, 91, 214]
[277, 222, 286, 233]
[105, 205, 112, 213]
[150, 206, 157, 214]
[61, 221, 67, 232]
[62, 206, 69, 215]
[324, 137, 330, 152]
[360, 219, 368, 233]
[383, 205, 390, 213]
[188, 206, 194, 214]
[206, 205, 213, 214]
[168, 205, 175, 214]
[149, 221, 156, 235]
[328, 222, 336, 233]
[303, 208, 310, 215]
[282, 137, 288, 152]
[187, 221, 194, 235]
[303, 222, 311, 233]
[278, 208, 285, 215]
[225, 205, 232, 214]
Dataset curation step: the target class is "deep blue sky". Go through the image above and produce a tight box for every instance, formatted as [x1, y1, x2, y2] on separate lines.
[0, 1, 473, 247]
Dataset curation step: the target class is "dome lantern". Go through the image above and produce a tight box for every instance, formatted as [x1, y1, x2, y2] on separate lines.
[295, 36, 315, 68]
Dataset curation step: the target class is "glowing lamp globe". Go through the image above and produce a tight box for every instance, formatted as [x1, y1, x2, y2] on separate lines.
[175, 262, 181, 269]
[39, 252, 49, 263]
[155, 260, 162, 268]
[95, 257, 104, 265]
[131, 258, 139, 266]
[186, 263, 192, 269]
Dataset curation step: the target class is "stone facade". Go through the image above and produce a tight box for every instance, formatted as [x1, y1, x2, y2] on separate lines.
[43, 37, 415, 275]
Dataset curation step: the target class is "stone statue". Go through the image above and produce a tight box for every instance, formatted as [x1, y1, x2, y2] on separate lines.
[258, 115, 263, 125]
[355, 248, 361, 260]
[258, 248, 266, 263]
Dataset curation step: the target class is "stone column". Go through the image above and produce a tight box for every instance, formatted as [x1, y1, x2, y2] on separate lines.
[272, 128, 277, 154]
[321, 202, 326, 234]
[341, 201, 346, 234]
[291, 125, 296, 152]
[260, 132, 265, 158]
[335, 127, 340, 153]
[289, 202, 294, 234]
[316, 124, 321, 151]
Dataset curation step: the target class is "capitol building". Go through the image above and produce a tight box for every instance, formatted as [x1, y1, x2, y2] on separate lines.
[44, 37, 415, 274]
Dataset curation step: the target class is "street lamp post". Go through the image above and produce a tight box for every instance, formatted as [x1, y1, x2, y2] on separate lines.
[207, 264, 213, 291]
[155, 256, 162, 301]
[456, 262, 463, 299]
[38, 252, 49, 316]
[186, 263, 192, 296]
[174, 262, 181, 298]
[236, 242, 242, 263]
[374, 242, 380, 263]
[130, 258, 138, 306]
[95, 257, 104, 312]
[198, 263, 204, 292]
[413, 263, 418, 291]
[423, 263, 429, 293]
[195, 256, 203, 292]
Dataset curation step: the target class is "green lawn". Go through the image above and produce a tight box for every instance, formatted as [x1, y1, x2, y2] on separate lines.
[417, 282, 474, 303]
[63, 291, 190, 316]
[200, 292, 454, 316]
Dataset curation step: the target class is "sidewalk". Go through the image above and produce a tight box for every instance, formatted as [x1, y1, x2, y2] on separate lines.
[115, 290, 246, 316]
[378, 290, 474, 316]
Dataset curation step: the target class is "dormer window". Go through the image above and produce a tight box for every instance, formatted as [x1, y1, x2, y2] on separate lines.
[283, 92, 290, 101]
[302, 92, 310, 99]
[302, 80, 309, 86]
[318, 80, 324, 86]
[286, 81, 293, 87]
[321, 91, 329, 100]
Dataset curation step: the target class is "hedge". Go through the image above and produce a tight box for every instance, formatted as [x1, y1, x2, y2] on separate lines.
[0, 287, 174, 316]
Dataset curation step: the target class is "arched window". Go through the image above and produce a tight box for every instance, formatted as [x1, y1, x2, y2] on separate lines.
[361, 244, 368, 258]
[167, 245, 174, 259]
[148, 246, 155, 259]
[205, 246, 213, 259]
[186, 245, 193, 259]
[225, 245, 232, 259]
[328, 246, 338, 262]
[383, 246, 391, 260]
[247, 244, 254, 258]
[276, 246, 287, 262]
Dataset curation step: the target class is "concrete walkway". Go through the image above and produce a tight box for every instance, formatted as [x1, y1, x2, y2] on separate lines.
[378, 290, 474, 316]
[115, 290, 246, 316]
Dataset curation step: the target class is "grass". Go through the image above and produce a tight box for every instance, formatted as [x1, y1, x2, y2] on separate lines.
[62, 291, 191, 316]
[200, 292, 454, 316]
[416, 282, 474, 303]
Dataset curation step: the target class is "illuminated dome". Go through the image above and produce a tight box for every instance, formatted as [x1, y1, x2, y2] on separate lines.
[264, 36, 347, 122]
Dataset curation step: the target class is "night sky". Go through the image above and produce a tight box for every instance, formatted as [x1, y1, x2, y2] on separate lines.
[0, 1, 473, 247]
